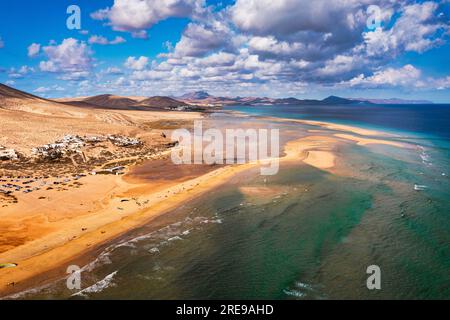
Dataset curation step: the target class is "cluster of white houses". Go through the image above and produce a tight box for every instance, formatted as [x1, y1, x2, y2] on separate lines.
[1, 134, 141, 168]
[0, 146, 18, 161]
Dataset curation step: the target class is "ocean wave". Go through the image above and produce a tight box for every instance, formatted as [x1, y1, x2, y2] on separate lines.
[81, 215, 224, 272]
[102, 219, 192, 253]
[2, 282, 54, 300]
[114, 242, 137, 249]
[283, 281, 315, 299]
[201, 218, 223, 224]
[168, 236, 183, 242]
[72, 271, 118, 297]
[414, 184, 428, 191]
[418, 146, 433, 166]
[295, 281, 313, 290]
[148, 247, 160, 254]
[82, 249, 113, 272]
[283, 289, 305, 298]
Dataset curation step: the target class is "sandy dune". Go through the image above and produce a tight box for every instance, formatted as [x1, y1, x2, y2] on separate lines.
[284, 135, 338, 170]
[303, 151, 335, 169]
[334, 133, 406, 148]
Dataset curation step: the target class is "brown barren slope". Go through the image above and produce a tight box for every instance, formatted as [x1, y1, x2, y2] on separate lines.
[138, 96, 187, 108]
[0, 83, 201, 155]
[58, 94, 188, 110]
[83, 94, 139, 108]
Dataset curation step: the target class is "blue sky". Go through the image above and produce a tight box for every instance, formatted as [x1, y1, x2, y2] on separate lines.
[1, 0, 450, 102]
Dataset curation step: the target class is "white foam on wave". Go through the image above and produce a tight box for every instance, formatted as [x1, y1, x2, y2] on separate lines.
[2, 282, 54, 300]
[414, 184, 428, 191]
[201, 218, 223, 224]
[116, 216, 205, 248]
[283, 289, 305, 298]
[418, 146, 433, 166]
[114, 242, 137, 249]
[282, 281, 316, 299]
[149, 247, 160, 254]
[82, 214, 225, 273]
[82, 250, 113, 272]
[295, 281, 313, 290]
[72, 271, 118, 297]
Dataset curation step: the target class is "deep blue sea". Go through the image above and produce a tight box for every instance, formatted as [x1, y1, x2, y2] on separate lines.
[225, 104, 450, 139]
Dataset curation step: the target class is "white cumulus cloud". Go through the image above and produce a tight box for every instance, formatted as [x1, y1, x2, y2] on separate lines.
[346, 65, 423, 88]
[91, 0, 205, 35]
[88, 35, 126, 45]
[362, 2, 449, 57]
[124, 56, 149, 70]
[27, 43, 41, 57]
[39, 38, 93, 80]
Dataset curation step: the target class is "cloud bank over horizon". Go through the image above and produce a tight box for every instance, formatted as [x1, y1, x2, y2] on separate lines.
[1, 0, 450, 101]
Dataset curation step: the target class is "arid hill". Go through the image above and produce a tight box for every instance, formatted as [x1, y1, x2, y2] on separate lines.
[139, 96, 187, 108]
[0, 83, 201, 155]
[0, 83, 44, 101]
[0, 83, 88, 117]
[83, 94, 139, 108]
[0, 83, 53, 110]
[59, 94, 188, 110]
[179, 91, 212, 101]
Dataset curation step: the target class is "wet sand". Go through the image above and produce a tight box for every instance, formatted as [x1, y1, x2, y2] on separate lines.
[334, 133, 406, 148]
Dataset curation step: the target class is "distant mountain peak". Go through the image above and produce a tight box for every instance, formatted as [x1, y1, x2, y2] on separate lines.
[350, 97, 433, 105]
[322, 95, 361, 105]
[180, 91, 212, 100]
